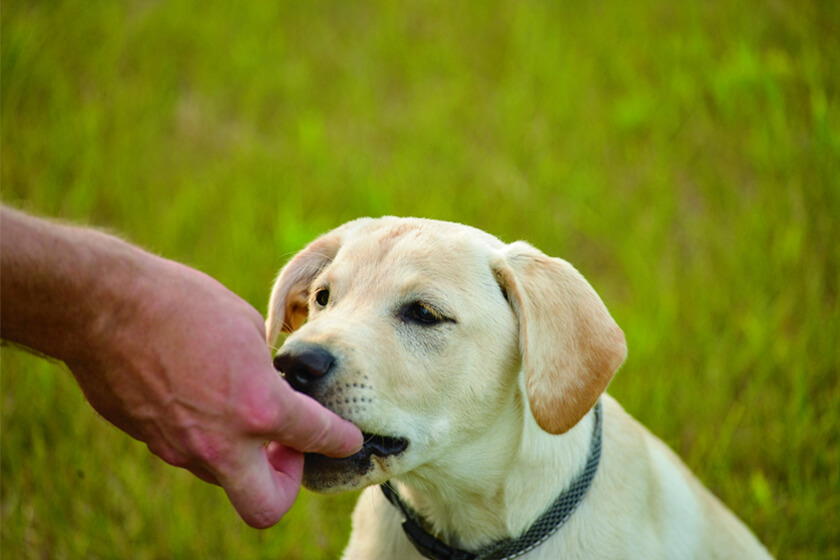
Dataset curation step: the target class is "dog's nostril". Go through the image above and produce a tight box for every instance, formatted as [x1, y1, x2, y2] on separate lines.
[273, 344, 336, 394]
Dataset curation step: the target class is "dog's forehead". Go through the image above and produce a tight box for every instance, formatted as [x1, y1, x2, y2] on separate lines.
[328, 218, 503, 288]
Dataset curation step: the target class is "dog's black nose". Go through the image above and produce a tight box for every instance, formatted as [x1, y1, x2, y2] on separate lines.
[273, 343, 336, 394]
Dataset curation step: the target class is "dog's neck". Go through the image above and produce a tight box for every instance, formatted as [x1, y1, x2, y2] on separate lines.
[391, 388, 597, 552]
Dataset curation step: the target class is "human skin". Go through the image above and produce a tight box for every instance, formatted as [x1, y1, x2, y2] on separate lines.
[0, 205, 363, 528]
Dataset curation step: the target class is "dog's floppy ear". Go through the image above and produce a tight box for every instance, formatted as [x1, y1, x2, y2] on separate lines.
[492, 241, 627, 434]
[266, 220, 368, 346]
[266, 233, 341, 346]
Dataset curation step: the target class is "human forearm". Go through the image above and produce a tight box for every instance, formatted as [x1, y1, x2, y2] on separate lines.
[1, 205, 148, 363]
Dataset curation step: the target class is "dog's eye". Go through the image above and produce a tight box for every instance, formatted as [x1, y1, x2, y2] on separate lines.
[403, 302, 443, 325]
[314, 288, 330, 307]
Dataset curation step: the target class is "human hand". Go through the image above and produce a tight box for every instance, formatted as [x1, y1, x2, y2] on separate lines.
[66, 256, 363, 528]
[0, 207, 357, 527]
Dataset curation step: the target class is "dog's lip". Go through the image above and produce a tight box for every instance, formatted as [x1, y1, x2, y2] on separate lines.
[307, 431, 408, 463]
[301, 431, 408, 489]
[360, 432, 409, 458]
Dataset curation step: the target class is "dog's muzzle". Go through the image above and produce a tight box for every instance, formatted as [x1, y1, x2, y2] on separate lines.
[273, 341, 410, 489]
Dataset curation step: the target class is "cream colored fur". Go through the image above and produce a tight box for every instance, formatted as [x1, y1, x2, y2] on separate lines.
[266, 217, 772, 559]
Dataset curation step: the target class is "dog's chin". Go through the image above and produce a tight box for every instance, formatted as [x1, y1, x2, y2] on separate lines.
[302, 433, 409, 493]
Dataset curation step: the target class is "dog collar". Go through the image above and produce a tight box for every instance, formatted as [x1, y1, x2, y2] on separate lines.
[380, 400, 603, 560]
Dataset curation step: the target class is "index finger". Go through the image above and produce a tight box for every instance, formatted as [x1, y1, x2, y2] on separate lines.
[269, 378, 364, 457]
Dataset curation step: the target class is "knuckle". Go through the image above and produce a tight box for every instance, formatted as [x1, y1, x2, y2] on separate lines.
[240, 404, 277, 434]
[185, 431, 230, 466]
[235, 385, 284, 435]
[301, 416, 333, 451]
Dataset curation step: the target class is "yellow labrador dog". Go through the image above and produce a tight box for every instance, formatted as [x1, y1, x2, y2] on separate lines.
[267, 217, 772, 560]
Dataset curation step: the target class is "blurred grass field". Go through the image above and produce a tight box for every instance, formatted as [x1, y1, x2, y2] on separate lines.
[1, 0, 838, 558]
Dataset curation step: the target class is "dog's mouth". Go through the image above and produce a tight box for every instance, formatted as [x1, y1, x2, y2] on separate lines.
[307, 431, 408, 463]
[360, 432, 409, 457]
[303, 431, 408, 487]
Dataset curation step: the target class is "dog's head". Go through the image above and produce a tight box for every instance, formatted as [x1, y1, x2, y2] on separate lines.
[266, 218, 626, 493]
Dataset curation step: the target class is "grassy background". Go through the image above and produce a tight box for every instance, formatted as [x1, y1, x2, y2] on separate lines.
[2, 0, 838, 558]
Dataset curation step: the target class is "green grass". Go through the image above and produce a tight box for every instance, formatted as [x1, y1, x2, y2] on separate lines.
[2, 1, 838, 558]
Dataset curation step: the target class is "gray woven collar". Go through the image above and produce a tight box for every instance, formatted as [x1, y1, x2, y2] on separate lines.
[380, 400, 603, 560]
